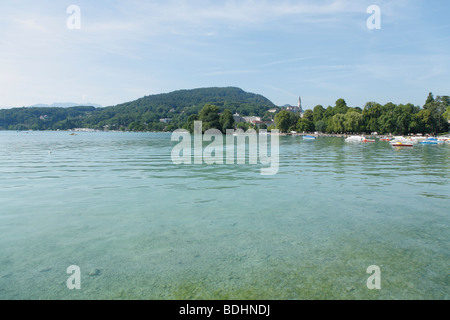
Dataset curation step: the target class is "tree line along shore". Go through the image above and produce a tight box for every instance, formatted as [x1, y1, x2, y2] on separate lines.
[1, 88, 449, 136]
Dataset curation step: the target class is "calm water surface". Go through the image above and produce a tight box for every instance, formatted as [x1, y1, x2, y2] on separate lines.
[0, 131, 448, 299]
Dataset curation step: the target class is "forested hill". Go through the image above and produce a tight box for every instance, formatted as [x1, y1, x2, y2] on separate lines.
[116, 87, 274, 112]
[0, 87, 276, 131]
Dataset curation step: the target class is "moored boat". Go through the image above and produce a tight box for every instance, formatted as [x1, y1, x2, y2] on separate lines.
[345, 135, 375, 143]
[420, 138, 442, 145]
[345, 136, 366, 142]
[391, 141, 413, 147]
[390, 136, 417, 145]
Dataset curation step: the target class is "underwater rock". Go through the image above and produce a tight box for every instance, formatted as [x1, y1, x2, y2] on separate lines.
[88, 269, 102, 277]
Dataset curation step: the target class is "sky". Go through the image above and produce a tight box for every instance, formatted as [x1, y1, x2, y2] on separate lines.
[0, 0, 449, 110]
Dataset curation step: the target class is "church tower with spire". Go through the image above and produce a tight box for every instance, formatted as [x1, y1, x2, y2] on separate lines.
[298, 96, 304, 117]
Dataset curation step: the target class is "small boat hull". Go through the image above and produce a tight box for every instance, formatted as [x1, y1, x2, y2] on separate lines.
[345, 136, 367, 142]
[420, 142, 438, 145]
[420, 138, 441, 145]
[392, 143, 413, 147]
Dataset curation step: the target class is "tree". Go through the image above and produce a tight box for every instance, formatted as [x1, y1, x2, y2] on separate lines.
[296, 110, 314, 133]
[328, 114, 345, 133]
[417, 109, 433, 134]
[344, 111, 363, 133]
[334, 99, 348, 115]
[183, 114, 199, 133]
[443, 106, 450, 132]
[303, 110, 314, 122]
[323, 106, 333, 117]
[237, 122, 251, 131]
[436, 96, 450, 133]
[378, 114, 395, 135]
[423, 94, 448, 134]
[275, 110, 292, 133]
[393, 105, 412, 135]
[409, 113, 422, 134]
[362, 102, 382, 133]
[444, 106, 450, 121]
[314, 120, 326, 133]
[198, 104, 220, 132]
[425, 92, 435, 105]
[313, 105, 325, 123]
[219, 109, 235, 133]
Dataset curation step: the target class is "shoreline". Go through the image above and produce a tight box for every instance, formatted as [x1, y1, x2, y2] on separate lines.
[1, 129, 448, 138]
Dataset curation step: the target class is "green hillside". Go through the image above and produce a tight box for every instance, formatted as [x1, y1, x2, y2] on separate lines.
[0, 87, 276, 131]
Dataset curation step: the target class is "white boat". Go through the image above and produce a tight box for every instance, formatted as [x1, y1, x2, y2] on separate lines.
[345, 136, 367, 142]
[303, 135, 317, 140]
[390, 136, 418, 145]
[411, 136, 426, 144]
[346, 136, 363, 142]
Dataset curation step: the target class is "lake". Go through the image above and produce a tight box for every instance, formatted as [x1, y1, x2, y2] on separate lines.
[0, 131, 448, 299]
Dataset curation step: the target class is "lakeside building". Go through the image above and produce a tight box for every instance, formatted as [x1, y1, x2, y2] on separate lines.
[243, 116, 262, 123]
[232, 113, 273, 128]
[285, 97, 304, 117]
[233, 113, 246, 124]
[160, 118, 172, 123]
[251, 120, 274, 128]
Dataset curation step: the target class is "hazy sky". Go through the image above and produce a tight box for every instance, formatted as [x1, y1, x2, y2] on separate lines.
[0, 0, 449, 109]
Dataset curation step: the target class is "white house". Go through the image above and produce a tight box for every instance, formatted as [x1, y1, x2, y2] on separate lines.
[285, 97, 304, 117]
[243, 116, 262, 123]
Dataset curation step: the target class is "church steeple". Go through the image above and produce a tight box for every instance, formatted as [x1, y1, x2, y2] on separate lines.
[298, 96, 303, 114]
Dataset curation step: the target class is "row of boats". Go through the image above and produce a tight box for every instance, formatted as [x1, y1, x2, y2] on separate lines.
[345, 135, 450, 147]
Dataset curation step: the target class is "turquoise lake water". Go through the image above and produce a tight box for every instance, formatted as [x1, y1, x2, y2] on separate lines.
[0, 131, 448, 300]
